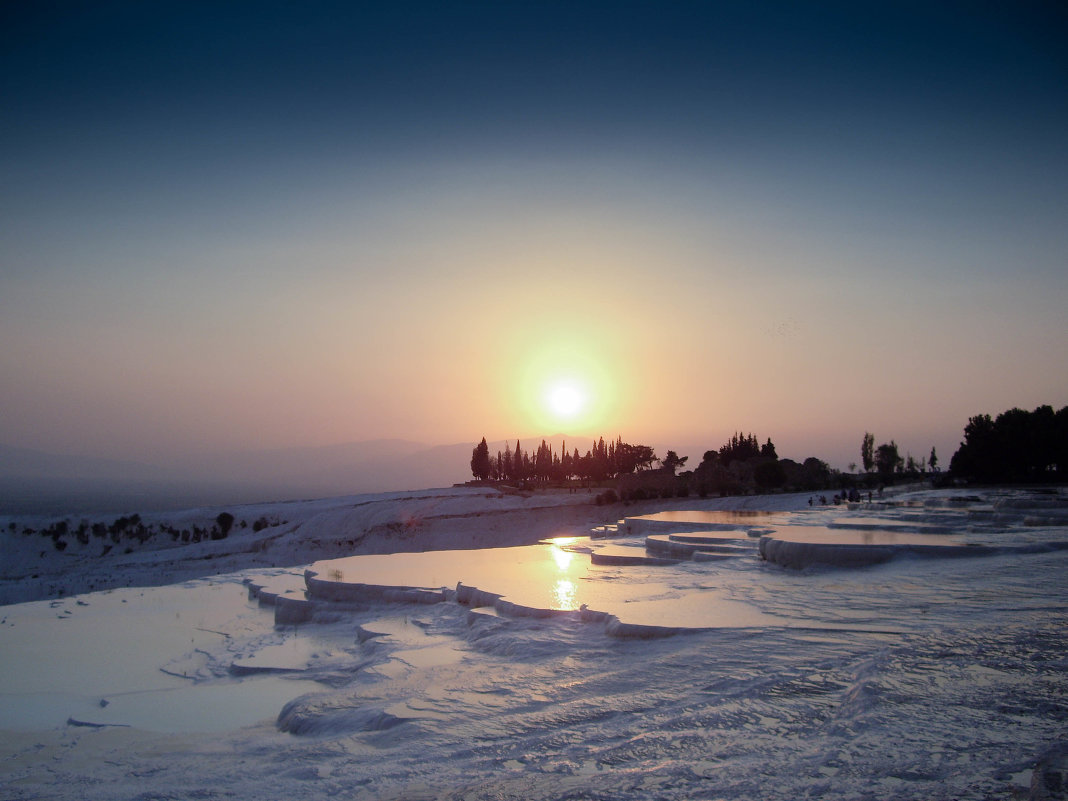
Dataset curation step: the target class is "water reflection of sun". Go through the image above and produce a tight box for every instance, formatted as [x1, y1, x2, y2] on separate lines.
[552, 579, 577, 611]
[547, 538, 582, 610]
[551, 543, 575, 571]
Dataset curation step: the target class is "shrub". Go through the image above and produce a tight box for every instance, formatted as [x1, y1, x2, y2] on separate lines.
[215, 513, 235, 537]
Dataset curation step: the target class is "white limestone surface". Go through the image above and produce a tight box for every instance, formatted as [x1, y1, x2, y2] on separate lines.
[1, 486, 1065, 800]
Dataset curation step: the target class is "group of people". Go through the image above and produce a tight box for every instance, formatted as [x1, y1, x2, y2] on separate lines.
[809, 487, 873, 506]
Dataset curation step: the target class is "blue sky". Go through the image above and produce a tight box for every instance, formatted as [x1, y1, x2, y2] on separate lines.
[1, 1, 1066, 468]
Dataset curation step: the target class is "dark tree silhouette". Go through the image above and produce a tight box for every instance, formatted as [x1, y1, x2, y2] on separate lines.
[861, 432, 875, 473]
[215, 512, 235, 537]
[502, 442, 513, 480]
[662, 450, 688, 475]
[470, 437, 491, 481]
[512, 440, 526, 482]
[719, 433, 771, 466]
[754, 459, 786, 490]
[802, 457, 831, 489]
[469, 435, 658, 485]
[875, 441, 903, 479]
[466, 428, 850, 496]
[950, 405, 1067, 482]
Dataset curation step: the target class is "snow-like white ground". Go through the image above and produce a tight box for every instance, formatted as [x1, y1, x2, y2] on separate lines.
[0, 486, 613, 604]
[1, 486, 1066, 800]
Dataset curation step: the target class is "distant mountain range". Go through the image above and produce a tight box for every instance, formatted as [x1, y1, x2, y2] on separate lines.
[0, 443, 173, 482]
[0, 439, 461, 514]
[0, 435, 711, 515]
[0, 436, 580, 514]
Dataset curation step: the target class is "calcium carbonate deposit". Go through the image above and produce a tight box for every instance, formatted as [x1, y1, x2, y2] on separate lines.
[1, 486, 1066, 800]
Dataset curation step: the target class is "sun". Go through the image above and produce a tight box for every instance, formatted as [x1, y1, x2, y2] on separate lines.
[508, 335, 619, 433]
[547, 383, 585, 419]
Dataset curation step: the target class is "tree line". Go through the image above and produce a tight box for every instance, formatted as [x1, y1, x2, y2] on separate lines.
[949, 404, 1067, 482]
[470, 436, 658, 484]
[470, 402, 1068, 497]
[470, 430, 839, 497]
[687, 432, 832, 496]
[859, 433, 938, 482]
[860, 404, 1066, 485]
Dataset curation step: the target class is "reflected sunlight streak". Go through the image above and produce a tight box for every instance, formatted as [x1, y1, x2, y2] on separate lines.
[547, 537, 580, 547]
[552, 579, 577, 611]
[551, 544, 575, 571]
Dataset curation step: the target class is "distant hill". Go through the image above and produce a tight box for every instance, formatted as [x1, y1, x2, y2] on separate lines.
[0, 443, 172, 482]
[0, 439, 472, 514]
[177, 439, 477, 498]
[169, 439, 430, 489]
[0, 434, 691, 515]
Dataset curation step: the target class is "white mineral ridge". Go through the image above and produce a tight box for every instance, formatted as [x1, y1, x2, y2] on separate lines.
[0, 485, 1065, 800]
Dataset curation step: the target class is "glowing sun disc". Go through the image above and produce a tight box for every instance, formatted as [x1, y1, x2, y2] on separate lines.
[548, 385, 584, 417]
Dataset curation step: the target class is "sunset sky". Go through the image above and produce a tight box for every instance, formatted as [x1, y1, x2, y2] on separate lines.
[2, 1, 1066, 470]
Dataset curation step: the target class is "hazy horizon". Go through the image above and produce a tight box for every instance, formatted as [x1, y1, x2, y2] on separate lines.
[3, 2, 1065, 477]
